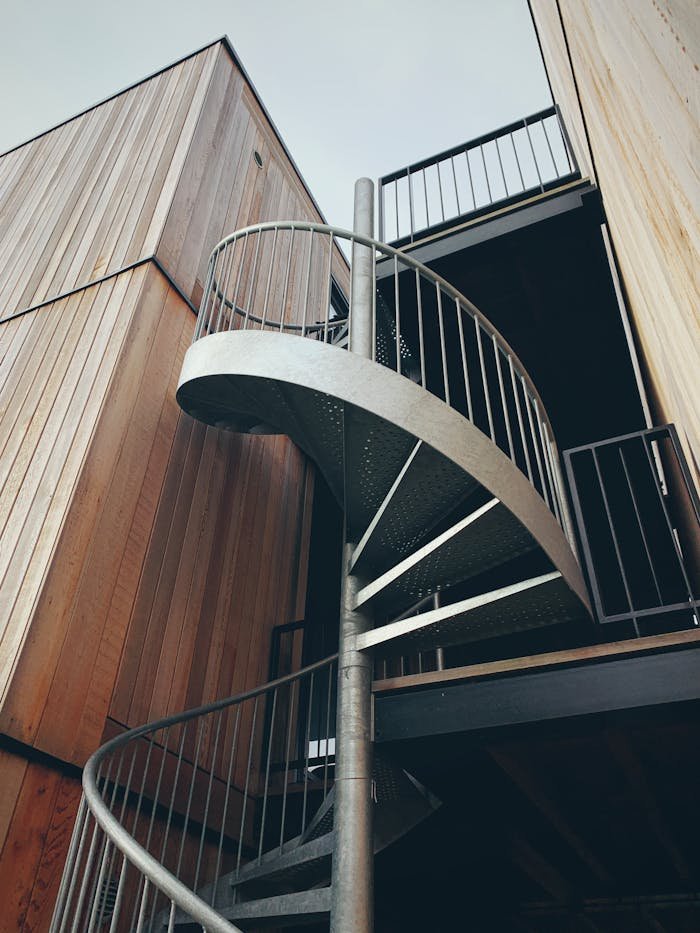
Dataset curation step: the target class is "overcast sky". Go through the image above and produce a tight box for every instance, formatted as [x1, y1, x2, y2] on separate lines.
[0, 0, 551, 231]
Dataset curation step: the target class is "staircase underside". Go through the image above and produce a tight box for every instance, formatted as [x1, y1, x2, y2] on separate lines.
[177, 331, 590, 618]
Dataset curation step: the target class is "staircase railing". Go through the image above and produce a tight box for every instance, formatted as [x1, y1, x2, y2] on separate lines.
[51, 654, 338, 932]
[193, 221, 576, 550]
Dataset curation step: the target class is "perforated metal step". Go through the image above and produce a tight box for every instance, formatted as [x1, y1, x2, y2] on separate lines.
[354, 498, 539, 617]
[350, 439, 479, 577]
[356, 571, 587, 656]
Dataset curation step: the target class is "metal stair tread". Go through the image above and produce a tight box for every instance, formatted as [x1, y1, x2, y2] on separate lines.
[355, 571, 587, 656]
[354, 497, 539, 617]
[230, 832, 334, 888]
[350, 439, 480, 577]
[218, 886, 331, 924]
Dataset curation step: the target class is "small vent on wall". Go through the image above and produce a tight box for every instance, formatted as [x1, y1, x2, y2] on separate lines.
[253, 150, 263, 169]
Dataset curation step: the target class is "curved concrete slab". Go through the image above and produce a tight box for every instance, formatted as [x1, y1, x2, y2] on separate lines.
[177, 331, 590, 612]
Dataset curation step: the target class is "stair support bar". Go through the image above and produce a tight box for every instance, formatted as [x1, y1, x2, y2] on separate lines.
[331, 178, 375, 933]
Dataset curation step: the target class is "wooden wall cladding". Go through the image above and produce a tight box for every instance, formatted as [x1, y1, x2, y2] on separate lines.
[0, 39, 348, 324]
[0, 265, 313, 766]
[0, 46, 217, 320]
[156, 44, 349, 307]
[0, 267, 151, 719]
[0, 747, 81, 932]
[530, 0, 700, 473]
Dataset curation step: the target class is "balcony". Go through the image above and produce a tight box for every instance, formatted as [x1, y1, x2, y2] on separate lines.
[379, 105, 581, 248]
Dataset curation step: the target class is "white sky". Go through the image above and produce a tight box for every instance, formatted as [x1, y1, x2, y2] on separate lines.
[0, 0, 551, 231]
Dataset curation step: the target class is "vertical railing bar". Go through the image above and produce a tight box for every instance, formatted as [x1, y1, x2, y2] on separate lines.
[524, 119, 544, 191]
[619, 447, 664, 605]
[323, 661, 333, 798]
[545, 423, 578, 551]
[236, 696, 259, 873]
[127, 727, 172, 931]
[436, 284, 450, 405]
[242, 232, 262, 331]
[416, 270, 426, 388]
[106, 856, 128, 933]
[167, 901, 177, 933]
[465, 148, 476, 209]
[508, 355, 533, 483]
[378, 181, 385, 242]
[511, 132, 526, 191]
[591, 447, 637, 632]
[257, 689, 278, 863]
[641, 435, 697, 602]
[534, 398, 562, 523]
[555, 103, 577, 174]
[495, 137, 509, 196]
[422, 170, 430, 227]
[278, 679, 298, 850]
[493, 337, 515, 461]
[393, 254, 401, 376]
[94, 744, 139, 931]
[474, 317, 495, 441]
[279, 227, 295, 332]
[436, 161, 446, 221]
[455, 300, 473, 423]
[394, 179, 400, 241]
[541, 117, 559, 177]
[371, 243, 377, 361]
[193, 711, 224, 893]
[69, 757, 115, 933]
[300, 231, 314, 338]
[261, 227, 278, 330]
[87, 835, 114, 933]
[323, 232, 333, 344]
[134, 878, 150, 933]
[219, 238, 241, 332]
[300, 672, 315, 837]
[407, 168, 415, 239]
[212, 704, 241, 906]
[480, 144, 493, 204]
[209, 246, 229, 337]
[153, 721, 189, 900]
[450, 155, 461, 215]
[52, 796, 89, 932]
[522, 380, 549, 506]
[194, 248, 218, 341]
[230, 233, 249, 333]
[212, 241, 235, 334]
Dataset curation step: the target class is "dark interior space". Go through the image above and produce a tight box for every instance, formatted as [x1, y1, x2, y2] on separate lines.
[377, 187, 647, 454]
[373, 699, 700, 933]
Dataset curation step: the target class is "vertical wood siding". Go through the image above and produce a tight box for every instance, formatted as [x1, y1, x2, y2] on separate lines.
[531, 0, 700, 473]
[0, 45, 217, 320]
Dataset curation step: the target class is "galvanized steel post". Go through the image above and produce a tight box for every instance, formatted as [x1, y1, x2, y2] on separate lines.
[330, 178, 375, 933]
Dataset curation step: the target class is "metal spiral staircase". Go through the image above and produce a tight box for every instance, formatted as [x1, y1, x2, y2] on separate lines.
[51, 181, 591, 932]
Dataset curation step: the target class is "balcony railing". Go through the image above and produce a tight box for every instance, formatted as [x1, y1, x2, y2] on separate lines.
[379, 105, 580, 246]
[564, 425, 700, 634]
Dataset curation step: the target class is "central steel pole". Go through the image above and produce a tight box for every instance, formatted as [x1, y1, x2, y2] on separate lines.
[330, 178, 375, 933]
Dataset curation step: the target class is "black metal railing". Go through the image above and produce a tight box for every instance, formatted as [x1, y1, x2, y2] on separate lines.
[379, 105, 580, 246]
[564, 425, 700, 634]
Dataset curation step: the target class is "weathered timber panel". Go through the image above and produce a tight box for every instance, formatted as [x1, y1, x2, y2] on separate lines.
[0, 266, 313, 767]
[0, 748, 81, 933]
[0, 267, 150, 717]
[0, 44, 217, 319]
[157, 44, 350, 310]
[531, 0, 700, 472]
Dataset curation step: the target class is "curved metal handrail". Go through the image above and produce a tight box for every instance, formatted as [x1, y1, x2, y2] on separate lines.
[194, 220, 575, 549]
[51, 653, 338, 933]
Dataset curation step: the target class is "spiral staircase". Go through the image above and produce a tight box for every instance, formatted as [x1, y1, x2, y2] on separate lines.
[51, 191, 592, 931]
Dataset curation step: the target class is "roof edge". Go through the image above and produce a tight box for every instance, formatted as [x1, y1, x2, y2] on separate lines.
[0, 35, 328, 224]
